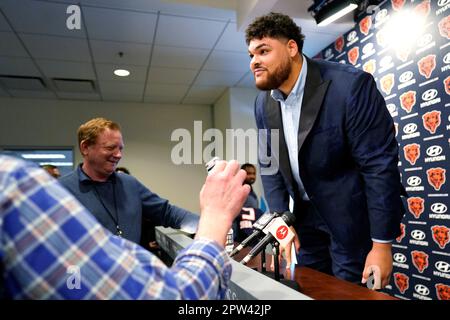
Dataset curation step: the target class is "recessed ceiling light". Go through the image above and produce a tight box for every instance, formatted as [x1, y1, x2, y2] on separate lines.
[114, 69, 130, 77]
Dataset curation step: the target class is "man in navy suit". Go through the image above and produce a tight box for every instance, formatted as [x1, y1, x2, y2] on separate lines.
[246, 12, 405, 287]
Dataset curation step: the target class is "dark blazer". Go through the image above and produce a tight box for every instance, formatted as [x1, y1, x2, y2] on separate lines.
[255, 57, 405, 247]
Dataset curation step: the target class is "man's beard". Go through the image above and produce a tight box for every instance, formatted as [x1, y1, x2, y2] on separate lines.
[255, 57, 291, 91]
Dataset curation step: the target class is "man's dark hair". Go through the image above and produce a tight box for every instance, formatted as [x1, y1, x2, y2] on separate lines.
[241, 163, 256, 170]
[245, 12, 305, 52]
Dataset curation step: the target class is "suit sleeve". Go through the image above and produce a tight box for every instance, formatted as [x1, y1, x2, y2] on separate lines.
[345, 72, 404, 241]
[255, 94, 290, 213]
[139, 181, 199, 233]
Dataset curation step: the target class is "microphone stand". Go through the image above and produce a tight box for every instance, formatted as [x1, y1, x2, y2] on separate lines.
[260, 241, 300, 291]
[272, 241, 280, 282]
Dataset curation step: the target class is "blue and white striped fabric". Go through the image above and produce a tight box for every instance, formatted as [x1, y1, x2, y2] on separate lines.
[0, 155, 231, 299]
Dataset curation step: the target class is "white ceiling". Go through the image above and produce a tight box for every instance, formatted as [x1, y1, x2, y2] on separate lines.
[0, 0, 355, 105]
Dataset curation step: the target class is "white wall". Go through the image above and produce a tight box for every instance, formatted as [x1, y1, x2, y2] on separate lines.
[212, 87, 266, 204]
[0, 97, 213, 213]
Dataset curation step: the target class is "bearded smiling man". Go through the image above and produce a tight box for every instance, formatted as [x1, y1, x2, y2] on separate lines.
[60, 117, 199, 244]
[248, 12, 406, 288]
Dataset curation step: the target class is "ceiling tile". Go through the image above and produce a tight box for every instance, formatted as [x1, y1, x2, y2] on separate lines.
[96, 63, 147, 82]
[37, 59, 95, 79]
[8, 89, 57, 99]
[0, 86, 10, 96]
[235, 71, 256, 88]
[83, 7, 157, 43]
[144, 95, 182, 104]
[20, 34, 91, 62]
[0, 12, 12, 32]
[91, 40, 151, 65]
[0, 0, 85, 38]
[155, 15, 226, 49]
[0, 56, 40, 77]
[203, 50, 250, 72]
[145, 83, 189, 98]
[151, 45, 209, 69]
[147, 67, 197, 85]
[215, 23, 247, 52]
[100, 81, 144, 95]
[194, 70, 244, 86]
[0, 32, 29, 58]
[102, 94, 142, 102]
[58, 92, 101, 101]
[184, 85, 226, 104]
[80, 0, 234, 21]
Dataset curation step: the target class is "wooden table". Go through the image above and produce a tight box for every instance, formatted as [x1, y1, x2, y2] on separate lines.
[232, 247, 397, 300]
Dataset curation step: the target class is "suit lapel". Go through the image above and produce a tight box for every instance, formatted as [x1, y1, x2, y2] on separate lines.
[298, 57, 330, 152]
[264, 92, 295, 190]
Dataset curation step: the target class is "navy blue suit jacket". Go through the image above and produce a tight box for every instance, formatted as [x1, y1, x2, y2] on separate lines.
[255, 57, 405, 247]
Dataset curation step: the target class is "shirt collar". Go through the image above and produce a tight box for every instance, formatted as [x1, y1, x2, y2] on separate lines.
[271, 54, 307, 103]
[77, 163, 116, 184]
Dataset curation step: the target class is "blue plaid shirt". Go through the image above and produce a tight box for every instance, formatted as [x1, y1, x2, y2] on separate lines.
[0, 156, 231, 299]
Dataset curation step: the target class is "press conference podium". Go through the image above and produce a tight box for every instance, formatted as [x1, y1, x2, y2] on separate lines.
[155, 226, 311, 300]
[155, 227, 397, 300]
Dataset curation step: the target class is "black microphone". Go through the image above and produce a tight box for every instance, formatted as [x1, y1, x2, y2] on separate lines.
[240, 211, 296, 265]
[229, 212, 279, 257]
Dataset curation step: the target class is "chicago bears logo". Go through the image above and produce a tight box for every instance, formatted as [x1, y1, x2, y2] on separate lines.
[426, 167, 446, 191]
[438, 15, 450, 39]
[359, 16, 372, 36]
[411, 250, 429, 273]
[335, 36, 344, 52]
[396, 223, 406, 243]
[414, 0, 431, 18]
[417, 55, 436, 79]
[391, 0, 406, 11]
[407, 197, 424, 219]
[400, 91, 416, 113]
[348, 47, 359, 65]
[431, 225, 450, 249]
[444, 76, 450, 95]
[396, 45, 411, 62]
[380, 73, 395, 95]
[422, 110, 441, 134]
[436, 283, 450, 300]
[394, 272, 409, 293]
[363, 59, 376, 74]
[403, 143, 420, 165]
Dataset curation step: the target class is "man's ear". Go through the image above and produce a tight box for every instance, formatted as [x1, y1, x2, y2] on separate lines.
[287, 39, 299, 57]
[80, 140, 89, 156]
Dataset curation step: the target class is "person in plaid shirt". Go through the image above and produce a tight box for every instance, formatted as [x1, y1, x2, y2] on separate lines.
[0, 155, 249, 299]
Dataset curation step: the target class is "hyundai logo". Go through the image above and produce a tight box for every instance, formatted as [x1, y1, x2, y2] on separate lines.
[426, 145, 442, 157]
[435, 261, 450, 273]
[394, 253, 407, 263]
[444, 52, 450, 65]
[403, 123, 417, 134]
[414, 284, 430, 296]
[376, 9, 388, 22]
[431, 203, 447, 214]
[422, 89, 438, 101]
[387, 103, 396, 113]
[399, 71, 414, 83]
[380, 56, 393, 67]
[438, 0, 450, 7]
[347, 31, 357, 42]
[417, 34, 433, 47]
[407, 176, 422, 186]
[363, 43, 374, 54]
[411, 229, 426, 240]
